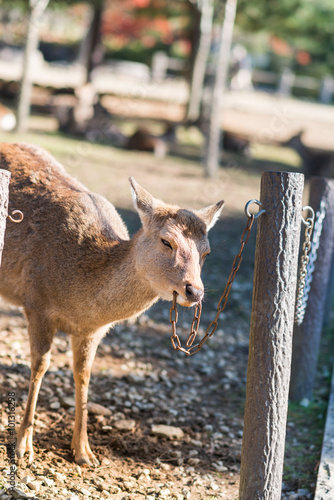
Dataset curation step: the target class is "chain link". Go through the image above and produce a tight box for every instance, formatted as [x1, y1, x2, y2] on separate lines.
[295, 201, 326, 325]
[170, 201, 264, 356]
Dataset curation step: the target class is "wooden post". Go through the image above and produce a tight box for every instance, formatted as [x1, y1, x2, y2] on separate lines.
[0, 170, 11, 266]
[239, 171, 304, 500]
[290, 178, 334, 401]
[323, 250, 334, 327]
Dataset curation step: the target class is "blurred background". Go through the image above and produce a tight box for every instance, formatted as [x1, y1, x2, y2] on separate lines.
[1, 3, 334, 497]
[0, 0, 333, 207]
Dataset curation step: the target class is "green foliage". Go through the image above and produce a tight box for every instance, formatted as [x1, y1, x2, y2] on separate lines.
[236, 0, 334, 77]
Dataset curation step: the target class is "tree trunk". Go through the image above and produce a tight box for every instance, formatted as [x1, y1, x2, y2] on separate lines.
[239, 171, 304, 500]
[204, 0, 237, 178]
[16, 0, 50, 133]
[186, 0, 214, 123]
[77, 2, 104, 83]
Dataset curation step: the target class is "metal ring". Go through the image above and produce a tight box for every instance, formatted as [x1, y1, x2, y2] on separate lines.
[244, 199, 266, 219]
[8, 210, 24, 223]
[301, 205, 314, 226]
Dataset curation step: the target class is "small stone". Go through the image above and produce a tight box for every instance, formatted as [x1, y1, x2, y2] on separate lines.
[113, 419, 136, 432]
[109, 485, 121, 494]
[186, 466, 195, 473]
[288, 494, 298, 500]
[49, 401, 61, 410]
[220, 425, 230, 433]
[53, 472, 67, 482]
[61, 396, 76, 408]
[10, 487, 29, 499]
[102, 425, 113, 432]
[79, 487, 91, 496]
[43, 466, 55, 476]
[21, 476, 34, 484]
[160, 463, 171, 471]
[43, 477, 54, 487]
[187, 458, 200, 466]
[27, 480, 41, 492]
[191, 439, 203, 447]
[101, 458, 111, 466]
[87, 402, 112, 416]
[300, 398, 310, 408]
[151, 424, 184, 440]
[123, 481, 135, 491]
[297, 489, 310, 496]
[159, 488, 170, 498]
[213, 463, 228, 472]
[93, 478, 104, 491]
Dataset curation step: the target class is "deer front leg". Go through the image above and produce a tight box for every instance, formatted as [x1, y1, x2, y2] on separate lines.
[71, 331, 105, 466]
[17, 314, 55, 463]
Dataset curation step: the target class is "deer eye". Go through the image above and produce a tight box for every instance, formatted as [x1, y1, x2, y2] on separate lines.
[203, 251, 211, 261]
[161, 238, 172, 249]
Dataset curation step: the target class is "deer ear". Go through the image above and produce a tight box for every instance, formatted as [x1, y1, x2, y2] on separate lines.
[197, 200, 224, 231]
[129, 177, 155, 222]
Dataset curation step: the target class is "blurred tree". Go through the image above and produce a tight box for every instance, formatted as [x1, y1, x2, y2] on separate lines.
[186, 0, 214, 123]
[76, 0, 105, 82]
[204, 0, 237, 178]
[236, 0, 334, 77]
[16, 0, 50, 132]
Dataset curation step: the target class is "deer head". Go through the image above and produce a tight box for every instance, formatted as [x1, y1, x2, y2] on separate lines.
[130, 177, 224, 307]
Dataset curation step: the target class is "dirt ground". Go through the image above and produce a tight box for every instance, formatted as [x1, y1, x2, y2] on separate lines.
[0, 208, 254, 500]
[0, 97, 333, 499]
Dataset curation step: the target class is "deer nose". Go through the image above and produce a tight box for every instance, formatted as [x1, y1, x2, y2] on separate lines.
[185, 284, 204, 302]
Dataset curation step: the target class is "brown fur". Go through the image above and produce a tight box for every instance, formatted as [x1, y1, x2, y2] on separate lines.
[0, 142, 224, 465]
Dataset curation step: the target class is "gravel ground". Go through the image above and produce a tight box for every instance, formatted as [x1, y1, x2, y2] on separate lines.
[0, 215, 320, 500]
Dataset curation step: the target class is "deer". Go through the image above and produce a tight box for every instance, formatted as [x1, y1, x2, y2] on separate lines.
[281, 130, 334, 178]
[0, 142, 224, 466]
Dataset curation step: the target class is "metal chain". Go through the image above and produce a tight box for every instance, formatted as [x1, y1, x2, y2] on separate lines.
[170, 200, 265, 356]
[295, 201, 326, 325]
[294, 206, 315, 325]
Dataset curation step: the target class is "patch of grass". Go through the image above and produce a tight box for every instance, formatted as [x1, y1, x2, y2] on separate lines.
[284, 323, 334, 493]
[284, 399, 326, 490]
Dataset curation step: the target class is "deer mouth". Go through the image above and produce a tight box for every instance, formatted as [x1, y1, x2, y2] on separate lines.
[173, 291, 201, 308]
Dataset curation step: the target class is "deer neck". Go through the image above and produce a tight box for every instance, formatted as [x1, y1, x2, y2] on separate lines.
[98, 229, 159, 323]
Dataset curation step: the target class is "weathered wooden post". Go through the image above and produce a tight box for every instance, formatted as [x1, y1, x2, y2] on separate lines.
[290, 178, 334, 401]
[323, 247, 334, 327]
[0, 170, 11, 266]
[239, 171, 304, 500]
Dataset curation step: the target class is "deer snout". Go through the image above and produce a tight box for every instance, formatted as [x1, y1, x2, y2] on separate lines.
[185, 284, 204, 303]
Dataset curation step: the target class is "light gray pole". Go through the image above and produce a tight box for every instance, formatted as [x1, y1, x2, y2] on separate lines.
[239, 171, 304, 500]
[290, 177, 334, 401]
[16, 0, 50, 133]
[0, 170, 11, 266]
